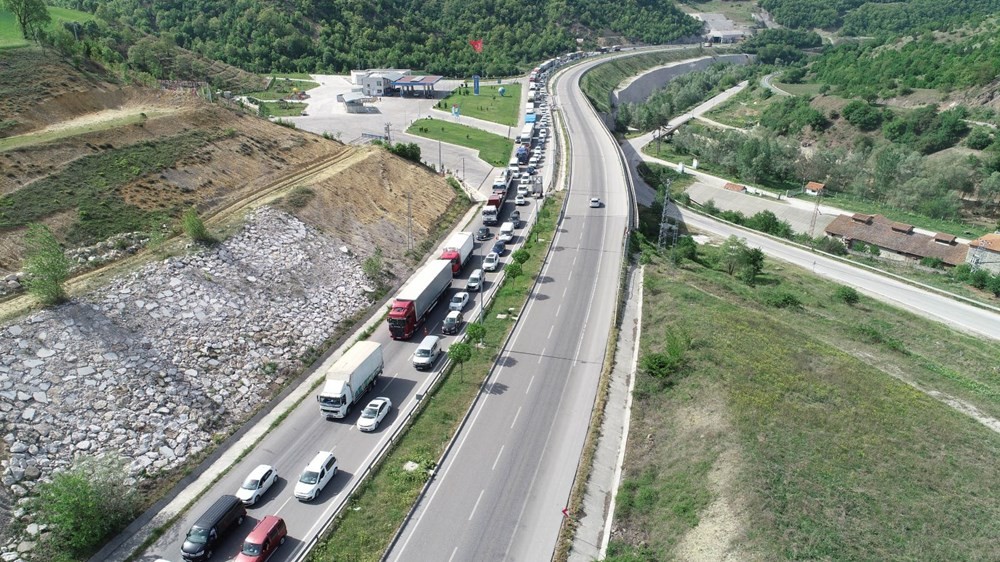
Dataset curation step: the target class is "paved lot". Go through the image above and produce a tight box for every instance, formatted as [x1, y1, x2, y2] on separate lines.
[283, 75, 533, 199]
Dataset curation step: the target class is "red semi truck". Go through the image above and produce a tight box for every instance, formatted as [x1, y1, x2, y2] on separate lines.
[387, 259, 453, 340]
[439, 232, 474, 274]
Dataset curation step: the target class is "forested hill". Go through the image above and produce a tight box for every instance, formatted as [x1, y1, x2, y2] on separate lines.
[51, 0, 703, 75]
[759, 0, 1000, 34]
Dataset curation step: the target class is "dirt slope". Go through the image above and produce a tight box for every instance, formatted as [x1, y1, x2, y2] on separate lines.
[0, 48, 455, 283]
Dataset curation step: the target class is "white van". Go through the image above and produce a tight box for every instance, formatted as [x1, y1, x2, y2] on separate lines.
[499, 222, 515, 242]
[294, 451, 338, 501]
[508, 157, 519, 167]
[412, 335, 441, 371]
[529, 155, 540, 167]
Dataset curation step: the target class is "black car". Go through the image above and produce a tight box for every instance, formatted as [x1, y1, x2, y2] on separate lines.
[476, 226, 492, 241]
[491, 240, 506, 256]
[510, 210, 521, 227]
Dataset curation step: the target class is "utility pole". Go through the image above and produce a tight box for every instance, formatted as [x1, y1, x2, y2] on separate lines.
[407, 192, 413, 251]
[809, 184, 823, 240]
[462, 157, 466, 180]
[438, 140, 443, 175]
[384, 122, 391, 144]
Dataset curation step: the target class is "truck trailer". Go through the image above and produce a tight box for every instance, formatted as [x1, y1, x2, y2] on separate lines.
[439, 232, 474, 274]
[316, 341, 383, 418]
[387, 259, 453, 340]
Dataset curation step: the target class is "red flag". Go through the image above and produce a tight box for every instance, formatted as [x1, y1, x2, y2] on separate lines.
[469, 39, 483, 53]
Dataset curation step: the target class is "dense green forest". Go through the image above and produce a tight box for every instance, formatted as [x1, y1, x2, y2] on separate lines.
[810, 31, 1000, 96]
[759, 0, 1000, 35]
[49, 0, 703, 75]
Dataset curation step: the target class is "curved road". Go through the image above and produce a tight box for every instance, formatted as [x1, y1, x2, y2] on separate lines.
[386, 57, 629, 560]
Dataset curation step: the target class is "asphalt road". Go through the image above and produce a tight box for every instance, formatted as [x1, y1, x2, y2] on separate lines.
[144, 194, 537, 561]
[681, 211, 1000, 341]
[386, 58, 628, 561]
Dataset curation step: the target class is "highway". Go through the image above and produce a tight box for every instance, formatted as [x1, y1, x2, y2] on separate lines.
[386, 57, 628, 561]
[143, 182, 540, 560]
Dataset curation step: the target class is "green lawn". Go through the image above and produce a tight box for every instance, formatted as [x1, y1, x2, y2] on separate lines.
[437, 83, 522, 127]
[267, 72, 315, 80]
[247, 77, 320, 101]
[408, 118, 513, 167]
[0, 6, 95, 49]
[309, 193, 565, 561]
[609, 247, 1000, 561]
[259, 101, 307, 117]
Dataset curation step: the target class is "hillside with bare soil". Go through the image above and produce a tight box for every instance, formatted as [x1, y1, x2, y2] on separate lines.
[0, 49, 456, 282]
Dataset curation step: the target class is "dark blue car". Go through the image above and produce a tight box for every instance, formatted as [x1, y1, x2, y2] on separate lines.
[491, 240, 506, 256]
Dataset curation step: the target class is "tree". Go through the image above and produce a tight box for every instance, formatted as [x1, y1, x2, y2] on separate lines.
[32, 455, 139, 558]
[448, 342, 472, 380]
[466, 322, 486, 346]
[738, 247, 766, 286]
[511, 249, 530, 265]
[505, 262, 522, 279]
[22, 223, 70, 305]
[720, 235, 749, 275]
[362, 248, 385, 288]
[2, 0, 51, 41]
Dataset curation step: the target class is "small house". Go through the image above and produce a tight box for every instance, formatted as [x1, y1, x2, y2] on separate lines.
[804, 181, 826, 196]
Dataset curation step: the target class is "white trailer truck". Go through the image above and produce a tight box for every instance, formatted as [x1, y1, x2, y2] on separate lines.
[317, 341, 383, 419]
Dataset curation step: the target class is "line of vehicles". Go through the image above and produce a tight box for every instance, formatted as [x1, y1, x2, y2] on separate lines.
[176, 59, 564, 562]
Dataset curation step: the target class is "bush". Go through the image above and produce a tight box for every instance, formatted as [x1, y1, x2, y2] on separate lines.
[970, 268, 991, 289]
[22, 223, 70, 305]
[815, 236, 848, 256]
[638, 328, 690, 387]
[952, 263, 973, 282]
[511, 249, 530, 264]
[505, 262, 523, 279]
[834, 285, 860, 305]
[32, 455, 140, 558]
[919, 256, 944, 269]
[761, 289, 802, 308]
[841, 100, 884, 132]
[965, 127, 994, 150]
[182, 207, 214, 243]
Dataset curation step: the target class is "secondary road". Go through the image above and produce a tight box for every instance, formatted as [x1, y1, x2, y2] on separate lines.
[386, 55, 629, 561]
[681, 211, 1000, 341]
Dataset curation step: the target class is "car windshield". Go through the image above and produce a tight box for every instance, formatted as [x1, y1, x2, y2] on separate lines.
[452, 296, 462, 303]
[362, 406, 378, 418]
[416, 349, 430, 358]
[186, 526, 209, 544]
[242, 541, 263, 556]
[241, 477, 260, 490]
[300, 470, 319, 485]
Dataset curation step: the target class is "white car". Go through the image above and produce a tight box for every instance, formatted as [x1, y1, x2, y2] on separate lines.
[515, 195, 527, 205]
[236, 464, 278, 505]
[449, 291, 470, 311]
[483, 252, 500, 272]
[294, 451, 338, 501]
[357, 397, 392, 432]
[517, 185, 529, 197]
[590, 197, 601, 208]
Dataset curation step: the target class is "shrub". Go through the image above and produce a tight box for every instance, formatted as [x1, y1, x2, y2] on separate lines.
[815, 236, 848, 256]
[638, 328, 690, 387]
[283, 186, 315, 209]
[505, 262, 523, 279]
[969, 268, 991, 289]
[834, 285, 860, 305]
[32, 455, 140, 558]
[952, 263, 973, 282]
[965, 127, 993, 150]
[511, 249, 530, 264]
[21, 223, 70, 305]
[181, 207, 214, 243]
[919, 256, 944, 269]
[761, 289, 802, 308]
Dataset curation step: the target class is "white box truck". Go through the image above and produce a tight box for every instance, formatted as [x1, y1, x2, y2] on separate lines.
[439, 232, 474, 274]
[317, 341, 383, 419]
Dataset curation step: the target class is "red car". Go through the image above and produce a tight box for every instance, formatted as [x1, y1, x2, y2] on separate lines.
[235, 516, 286, 562]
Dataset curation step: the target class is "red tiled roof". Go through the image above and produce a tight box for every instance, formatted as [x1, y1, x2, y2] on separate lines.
[805, 181, 826, 191]
[723, 182, 746, 192]
[970, 233, 1000, 252]
[934, 233, 956, 244]
[825, 214, 969, 266]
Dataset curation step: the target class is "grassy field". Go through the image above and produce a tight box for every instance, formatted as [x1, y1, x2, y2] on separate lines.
[0, 6, 95, 49]
[309, 192, 565, 561]
[772, 81, 824, 97]
[0, 131, 213, 244]
[437, 83, 522, 127]
[247, 78, 320, 101]
[259, 101, 307, 117]
[408, 118, 513, 167]
[266, 72, 314, 80]
[608, 246, 1000, 561]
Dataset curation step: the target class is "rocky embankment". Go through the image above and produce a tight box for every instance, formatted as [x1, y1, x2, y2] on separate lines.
[0, 207, 371, 557]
